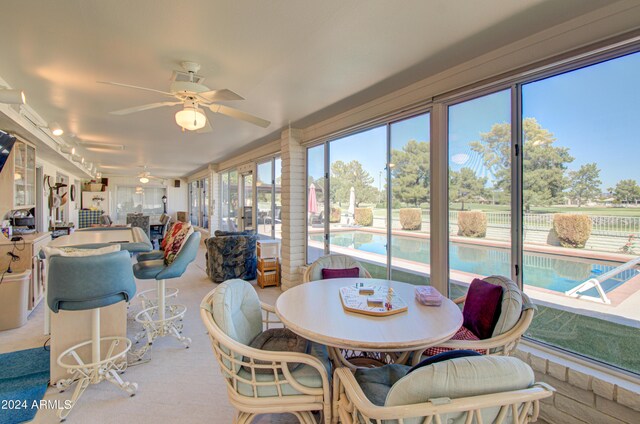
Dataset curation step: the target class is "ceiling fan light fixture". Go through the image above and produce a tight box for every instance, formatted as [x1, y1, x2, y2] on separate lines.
[139, 176, 150, 184]
[175, 106, 206, 131]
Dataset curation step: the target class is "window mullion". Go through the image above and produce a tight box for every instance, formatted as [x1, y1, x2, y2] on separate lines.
[511, 85, 523, 289]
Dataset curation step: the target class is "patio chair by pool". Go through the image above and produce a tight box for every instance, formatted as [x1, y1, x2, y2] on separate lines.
[425, 275, 535, 357]
[333, 355, 554, 424]
[303, 253, 372, 283]
[200, 279, 332, 423]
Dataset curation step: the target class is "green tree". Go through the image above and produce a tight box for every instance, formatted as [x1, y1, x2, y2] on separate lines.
[613, 179, 640, 205]
[450, 167, 489, 210]
[470, 117, 574, 211]
[390, 140, 430, 206]
[330, 160, 377, 206]
[568, 163, 601, 207]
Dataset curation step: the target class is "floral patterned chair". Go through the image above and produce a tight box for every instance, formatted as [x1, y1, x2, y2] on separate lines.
[205, 230, 258, 283]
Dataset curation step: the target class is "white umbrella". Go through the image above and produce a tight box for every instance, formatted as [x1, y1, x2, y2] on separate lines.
[348, 186, 355, 216]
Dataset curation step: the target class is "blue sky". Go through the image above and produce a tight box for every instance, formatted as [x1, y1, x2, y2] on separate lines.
[309, 51, 639, 191]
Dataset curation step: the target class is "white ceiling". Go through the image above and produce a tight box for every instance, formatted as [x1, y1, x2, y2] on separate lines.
[0, 0, 614, 178]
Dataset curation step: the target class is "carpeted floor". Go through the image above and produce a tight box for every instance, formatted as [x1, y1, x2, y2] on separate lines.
[0, 245, 298, 423]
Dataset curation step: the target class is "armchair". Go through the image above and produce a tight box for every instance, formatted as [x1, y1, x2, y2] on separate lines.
[200, 279, 332, 423]
[204, 231, 258, 282]
[333, 356, 554, 424]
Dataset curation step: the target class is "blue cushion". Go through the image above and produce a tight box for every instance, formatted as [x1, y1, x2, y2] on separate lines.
[408, 350, 481, 374]
[132, 259, 166, 280]
[354, 364, 410, 406]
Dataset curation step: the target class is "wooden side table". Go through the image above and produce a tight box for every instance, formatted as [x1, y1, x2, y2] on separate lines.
[257, 239, 280, 288]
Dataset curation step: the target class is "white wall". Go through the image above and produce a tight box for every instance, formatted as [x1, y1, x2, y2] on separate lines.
[102, 176, 188, 222]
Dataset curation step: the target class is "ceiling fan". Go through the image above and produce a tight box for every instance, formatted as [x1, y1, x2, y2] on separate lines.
[99, 62, 270, 132]
[137, 166, 162, 184]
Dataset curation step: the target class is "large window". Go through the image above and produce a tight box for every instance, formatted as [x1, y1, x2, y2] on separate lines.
[521, 52, 640, 373]
[303, 46, 640, 374]
[448, 90, 512, 299]
[189, 177, 210, 228]
[115, 185, 166, 223]
[219, 169, 239, 231]
[307, 113, 431, 284]
[256, 156, 282, 239]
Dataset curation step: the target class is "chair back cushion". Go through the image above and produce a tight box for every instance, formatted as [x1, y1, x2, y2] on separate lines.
[45, 247, 136, 313]
[484, 275, 524, 337]
[212, 279, 263, 347]
[463, 278, 503, 339]
[308, 254, 368, 282]
[386, 356, 534, 423]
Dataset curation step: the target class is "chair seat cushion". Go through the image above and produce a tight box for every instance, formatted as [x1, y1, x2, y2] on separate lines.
[245, 328, 309, 374]
[463, 278, 503, 339]
[321, 267, 360, 279]
[137, 250, 164, 262]
[236, 342, 331, 397]
[132, 259, 166, 280]
[423, 326, 484, 357]
[408, 349, 481, 374]
[354, 364, 410, 406]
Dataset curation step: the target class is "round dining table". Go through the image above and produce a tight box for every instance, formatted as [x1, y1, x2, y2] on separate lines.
[275, 278, 463, 368]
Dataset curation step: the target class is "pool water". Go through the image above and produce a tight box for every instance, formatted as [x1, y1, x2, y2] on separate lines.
[311, 231, 638, 295]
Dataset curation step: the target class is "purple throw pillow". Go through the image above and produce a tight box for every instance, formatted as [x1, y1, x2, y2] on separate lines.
[321, 267, 360, 280]
[462, 278, 503, 340]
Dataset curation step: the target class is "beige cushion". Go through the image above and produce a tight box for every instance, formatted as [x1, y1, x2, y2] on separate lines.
[484, 275, 523, 337]
[307, 254, 368, 282]
[386, 356, 534, 424]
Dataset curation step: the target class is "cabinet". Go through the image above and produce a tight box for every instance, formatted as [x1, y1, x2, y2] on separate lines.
[0, 139, 36, 216]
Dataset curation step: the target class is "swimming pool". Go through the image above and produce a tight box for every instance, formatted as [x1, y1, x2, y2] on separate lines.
[311, 231, 638, 295]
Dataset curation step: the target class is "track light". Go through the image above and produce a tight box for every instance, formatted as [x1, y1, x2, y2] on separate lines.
[72, 154, 82, 163]
[0, 89, 26, 105]
[60, 145, 75, 155]
[49, 122, 64, 136]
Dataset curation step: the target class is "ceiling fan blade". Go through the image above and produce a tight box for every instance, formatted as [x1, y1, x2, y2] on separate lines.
[197, 89, 244, 102]
[209, 104, 270, 128]
[98, 81, 175, 97]
[110, 101, 181, 115]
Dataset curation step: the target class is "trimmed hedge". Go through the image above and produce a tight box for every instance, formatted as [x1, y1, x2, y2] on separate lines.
[553, 213, 592, 248]
[354, 208, 373, 226]
[457, 211, 487, 238]
[399, 208, 422, 230]
[330, 207, 341, 223]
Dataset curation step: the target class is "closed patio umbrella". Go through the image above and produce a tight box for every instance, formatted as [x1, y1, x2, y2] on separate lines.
[348, 186, 355, 216]
[308, 183, 318, 214]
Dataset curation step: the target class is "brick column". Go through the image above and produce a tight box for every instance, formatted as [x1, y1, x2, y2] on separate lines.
[280, 128, 306, 290]
[209, 164, 220, 233]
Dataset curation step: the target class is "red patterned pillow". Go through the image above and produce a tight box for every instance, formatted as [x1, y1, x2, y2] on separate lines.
[423, 326, 486, 357]
[321, 267, 360, 279]
[161, 222, 179, 250]
[463, 278, 503, 339]
[164, 223, 194, 265]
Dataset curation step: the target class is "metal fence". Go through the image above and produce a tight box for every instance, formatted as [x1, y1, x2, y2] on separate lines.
[448, 211, 640, 236]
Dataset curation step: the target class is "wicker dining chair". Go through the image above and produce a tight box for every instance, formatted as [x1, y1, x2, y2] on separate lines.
[303, 253, 372, 283]
[426, 275, 535, 357]
[200, 279, 332, 424]
[333, 356, 554, 424]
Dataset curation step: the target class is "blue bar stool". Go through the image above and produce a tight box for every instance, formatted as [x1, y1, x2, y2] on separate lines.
[132, 231, 201, 359]
[47, 250, 138, 421]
